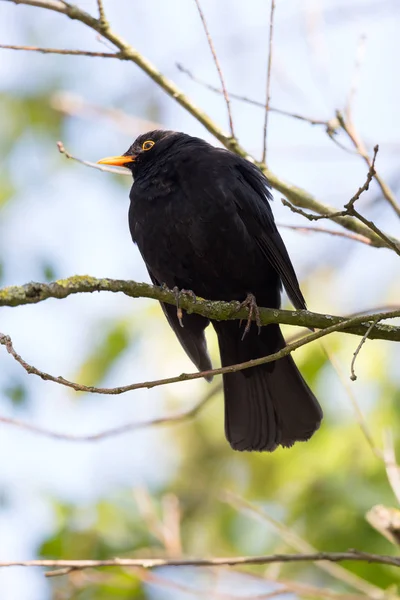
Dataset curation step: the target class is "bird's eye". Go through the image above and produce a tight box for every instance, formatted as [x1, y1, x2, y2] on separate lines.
[142, 140, 155, 151]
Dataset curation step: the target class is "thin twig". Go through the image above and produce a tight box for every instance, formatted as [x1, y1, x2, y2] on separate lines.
[0, 385, 220, 442]
[277, 223, 372, 246]
[2, 0, 69, 13]
[336, 111, 400, 218]
[262, 0, 276, 164]
[282, 146, 400, 256]
[1, 309, 400, 395]
[177, 63, 330, 127]
[96, 0, 107, 29]
[2, 550, 400, 576]
[350, 317, 380, 381]
[0, 43, 120, 58]
[193, 0, 235, 137]
[56, 141, 130, 175]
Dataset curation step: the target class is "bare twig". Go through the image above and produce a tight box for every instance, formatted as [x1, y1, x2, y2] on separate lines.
[2, 0, 69, 13]
[0, 384, 220, 442]
[262, 0, 276, 164]
[3, 550, 400, 578]
[1, 308, 400, 395]
[193, 0, 235, 137]
[96, 0, 107, 29]
[350, 318, 380, 381]
[282, 146, 400, 256]
[336, 111, 400, 218]
[277, 223, 372, 246]
[0, 43, 120, 58]
[177, 63, 330, 127]
[57, 141, 130, 175]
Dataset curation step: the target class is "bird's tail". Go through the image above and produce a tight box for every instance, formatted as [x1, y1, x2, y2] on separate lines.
[213, 321, 322, 451]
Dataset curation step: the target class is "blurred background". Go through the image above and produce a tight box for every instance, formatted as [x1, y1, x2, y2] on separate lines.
[1, 0, 400, 598]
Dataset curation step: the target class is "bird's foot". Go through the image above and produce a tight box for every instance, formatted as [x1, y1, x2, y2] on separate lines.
[239, 293, 262, 340]
[172, 286, 197, 328]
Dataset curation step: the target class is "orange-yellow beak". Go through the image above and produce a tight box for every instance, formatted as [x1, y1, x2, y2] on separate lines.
[97, 155, 136, 167]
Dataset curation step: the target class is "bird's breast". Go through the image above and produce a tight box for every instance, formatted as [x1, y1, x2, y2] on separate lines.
[128, 180, 277, 302]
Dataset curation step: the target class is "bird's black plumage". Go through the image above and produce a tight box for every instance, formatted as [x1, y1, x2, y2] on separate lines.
[100, 130, 322, 451]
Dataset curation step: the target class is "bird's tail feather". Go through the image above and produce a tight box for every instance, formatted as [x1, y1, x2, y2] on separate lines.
[213, 321, 322, 451]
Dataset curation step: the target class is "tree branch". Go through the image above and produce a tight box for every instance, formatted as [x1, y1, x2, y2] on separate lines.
[277, 223, 372, 246]
[261, 0, 276, 164]
[176, 64, 330, 127]
[0, 42, 121, 58]
[0, 384, 221, 442]
[57, 141, 130, 175]
[336, 111, 400, 218]
[282, 146, 400, 256]
[2, 550, 400, 577]
[1, 304, 399, 395]
[3, 0, 399, 249]
[1, 277, 400, 342]
[193, 0, 235, 137]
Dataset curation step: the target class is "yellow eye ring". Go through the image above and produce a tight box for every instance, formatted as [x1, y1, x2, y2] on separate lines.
[142, 140, 155, 151]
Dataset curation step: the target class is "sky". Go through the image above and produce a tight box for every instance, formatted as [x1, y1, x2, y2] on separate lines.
[0, 0, 400, 598]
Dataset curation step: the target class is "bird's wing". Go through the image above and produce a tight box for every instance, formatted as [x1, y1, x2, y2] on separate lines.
[228, 158, 306, 310]
[147, 269, 213, 379]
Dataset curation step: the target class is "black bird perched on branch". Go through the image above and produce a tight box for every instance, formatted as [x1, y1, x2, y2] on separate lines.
[98, 130, 322, 452]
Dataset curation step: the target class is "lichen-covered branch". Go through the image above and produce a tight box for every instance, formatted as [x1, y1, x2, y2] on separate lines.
[3, 0, 400, 250]
[1, 276, 400, 342]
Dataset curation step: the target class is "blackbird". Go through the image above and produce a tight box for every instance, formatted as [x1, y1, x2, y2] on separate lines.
[98, 130, 322, 452]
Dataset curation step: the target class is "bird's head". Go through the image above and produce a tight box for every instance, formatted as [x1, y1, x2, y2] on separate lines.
[97, 129, 185, 175]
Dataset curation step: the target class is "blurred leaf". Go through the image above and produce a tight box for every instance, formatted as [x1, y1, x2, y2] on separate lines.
[74, 320, 132, 386]
[0, 90, 64, 145]
[40, 260, 58, 282]
[0, 170, 15, 207]
[3, 382, 28, 406]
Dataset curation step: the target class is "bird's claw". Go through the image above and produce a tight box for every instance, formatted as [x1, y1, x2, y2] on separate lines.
[239, 293, 262, 340]
[172, 286, 197, 328]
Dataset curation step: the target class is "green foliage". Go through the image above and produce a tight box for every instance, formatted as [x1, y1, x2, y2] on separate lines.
[3, 381, 28, 406]
[0, 91, 63, 143]
[74, 319, 133, 386]
[41, 261, 58, 282]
